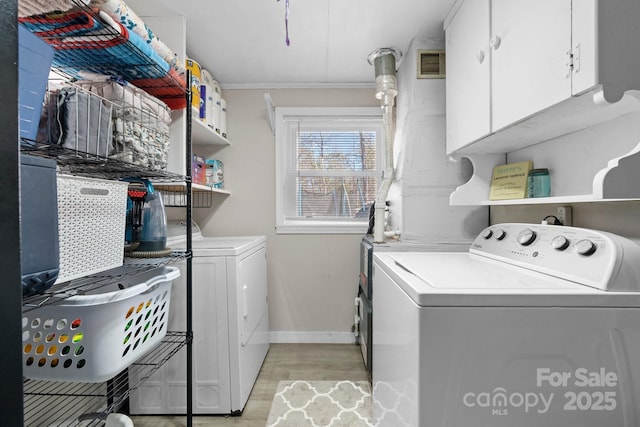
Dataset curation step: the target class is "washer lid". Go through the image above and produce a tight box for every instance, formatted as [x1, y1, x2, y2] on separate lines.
[375, 252, 640, 307]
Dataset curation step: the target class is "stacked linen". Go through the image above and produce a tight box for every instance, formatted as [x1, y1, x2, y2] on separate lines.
[19, 2, 187, 109]
[18, 0, 90, 18]
[46, 85, 114, 157]
[77, 78, 172, 170]
[88, 0, 188, 109]
[19, 10, 170, 81]
[88, 0, 185, 76]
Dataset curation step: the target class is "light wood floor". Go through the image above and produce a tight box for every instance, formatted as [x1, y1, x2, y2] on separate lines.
[130, 343, 369, 426]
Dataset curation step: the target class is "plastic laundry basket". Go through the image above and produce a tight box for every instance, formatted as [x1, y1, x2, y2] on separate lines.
[22, 266, 180, 382]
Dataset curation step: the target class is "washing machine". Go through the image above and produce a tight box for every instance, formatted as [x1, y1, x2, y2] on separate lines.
[129, 221, 269, 415]
[373, 223, 640, 427]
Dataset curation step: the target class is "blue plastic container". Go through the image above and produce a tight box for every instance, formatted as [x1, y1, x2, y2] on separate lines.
[21, 154, 59, 296]
[18, 25, 54, 141]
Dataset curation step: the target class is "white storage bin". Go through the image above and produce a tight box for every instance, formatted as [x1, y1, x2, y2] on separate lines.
[56, 175, 128, 283]
[22, 266, 180, 382]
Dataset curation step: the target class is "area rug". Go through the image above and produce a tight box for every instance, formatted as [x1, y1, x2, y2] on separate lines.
[265, 380, 373, 427]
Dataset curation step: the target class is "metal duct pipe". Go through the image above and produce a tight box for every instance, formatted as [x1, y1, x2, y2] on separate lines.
[368, 48, 401, 243]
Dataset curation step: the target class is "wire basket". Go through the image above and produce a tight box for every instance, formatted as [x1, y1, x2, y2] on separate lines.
[75, 78, 172, 170]
[40, 77, 172, 171]
[22, 266, 180, 382]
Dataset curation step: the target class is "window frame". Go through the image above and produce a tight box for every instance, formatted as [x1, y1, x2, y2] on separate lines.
[275, 106, 384, 234]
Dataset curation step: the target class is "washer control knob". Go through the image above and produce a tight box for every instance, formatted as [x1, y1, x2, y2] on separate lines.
[576, 239, 597, 256]
[494, 229, 506, 240]
[517, 229, 537, 246]
[481, 229, 493, 239]
[551, 236, 570, 250]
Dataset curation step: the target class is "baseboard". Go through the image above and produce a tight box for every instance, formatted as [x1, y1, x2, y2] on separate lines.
[270, 331, 357, 344]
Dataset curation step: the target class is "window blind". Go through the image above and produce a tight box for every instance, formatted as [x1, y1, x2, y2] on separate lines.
[282, 115, 383, 222]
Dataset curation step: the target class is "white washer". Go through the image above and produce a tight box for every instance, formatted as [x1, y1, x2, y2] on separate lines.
[373, 223, 640, 427]
[130, 221, 269, 415]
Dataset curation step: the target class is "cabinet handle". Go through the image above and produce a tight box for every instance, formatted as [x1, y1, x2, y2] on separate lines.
[490, 35, 502, 50]
[476, 50, 486, 63]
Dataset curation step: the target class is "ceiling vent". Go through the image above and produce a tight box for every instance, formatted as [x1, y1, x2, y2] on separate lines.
[417, 49, 446, 79]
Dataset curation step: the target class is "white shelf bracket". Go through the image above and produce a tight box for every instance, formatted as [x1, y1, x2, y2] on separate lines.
[449, 153, 505, 206]
[593, 139, 640, 199]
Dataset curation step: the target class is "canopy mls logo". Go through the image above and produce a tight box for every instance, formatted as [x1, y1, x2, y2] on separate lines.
[462, 388, 553, 415]
[461, 367, 619, 416]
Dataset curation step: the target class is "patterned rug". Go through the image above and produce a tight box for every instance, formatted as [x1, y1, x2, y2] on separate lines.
[265, 380, 373, 427]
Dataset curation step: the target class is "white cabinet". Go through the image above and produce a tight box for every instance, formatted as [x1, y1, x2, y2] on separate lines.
[445, 0, 571, 154]
[445, 0, 640, 206]
[491, 0, 571, 131]
[445, 0, 490, 152]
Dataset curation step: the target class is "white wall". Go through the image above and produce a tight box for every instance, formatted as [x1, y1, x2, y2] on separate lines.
[491, 201, 640, 238]
[389, 39, 487, 244]
[491, 109, 640, 236]
[193, 88, 379, 343]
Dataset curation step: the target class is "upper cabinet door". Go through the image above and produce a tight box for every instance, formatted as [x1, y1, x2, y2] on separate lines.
[445, 0, 491, 154]
[490, 0, 572, 132]
[571, 0, 598, 96]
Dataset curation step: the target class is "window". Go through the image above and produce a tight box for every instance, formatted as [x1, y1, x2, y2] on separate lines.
[275, 107, 384, 234]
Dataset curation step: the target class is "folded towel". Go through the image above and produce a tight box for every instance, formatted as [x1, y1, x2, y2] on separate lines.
[89, 0, 185, 75]
[18, 0, 90, 18]
[19, 9, 101, 37]
[20, 11, 171, 82]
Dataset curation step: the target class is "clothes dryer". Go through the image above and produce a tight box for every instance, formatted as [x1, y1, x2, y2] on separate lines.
[130, 221, 269, 415]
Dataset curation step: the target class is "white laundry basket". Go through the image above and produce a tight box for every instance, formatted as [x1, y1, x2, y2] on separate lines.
[22, 266, 180, 382]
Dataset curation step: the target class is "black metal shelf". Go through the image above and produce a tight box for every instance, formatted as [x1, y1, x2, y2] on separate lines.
[21, 252, 190, 313]
[18, 2, 196, 422]
[20, 139, 185, 182]
[23, 331, 188, 427]
[18, 0, 186, 103]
